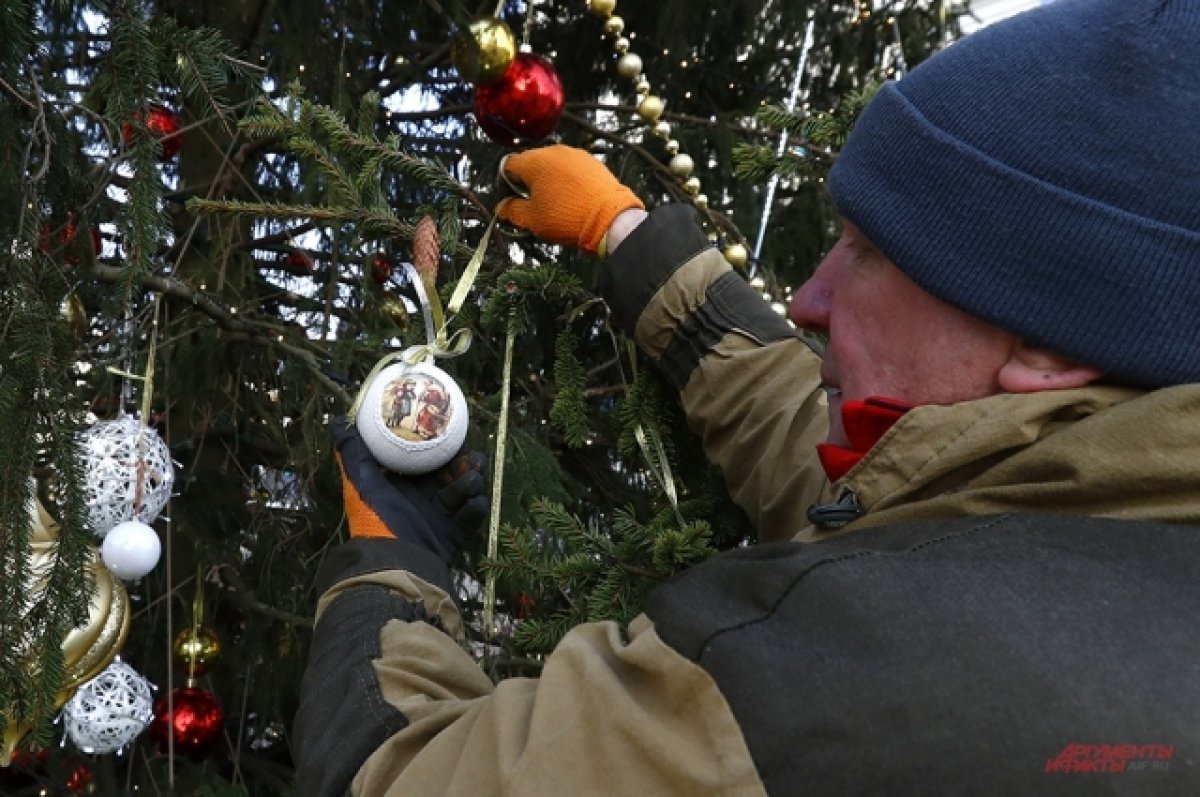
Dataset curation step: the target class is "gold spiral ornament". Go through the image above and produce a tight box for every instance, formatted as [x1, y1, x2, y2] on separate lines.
[3, 498, 130, 763]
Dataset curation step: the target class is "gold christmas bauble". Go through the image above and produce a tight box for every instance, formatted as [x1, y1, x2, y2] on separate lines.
[378, 295, 410, 329]
[637, 94, 665, 123]
[604, 15, 625, 36]
[723, 242, 749, 269]
[665, 139, 680, 155]
[61, 293, 88, 340]
[693, 193, 709, 210]
[450, 17, 517, 86]
[683, 176, 702, 195]
[613, 36, 630, 54]
[588, 0, 617, 18]
[172, 627, 222, 677]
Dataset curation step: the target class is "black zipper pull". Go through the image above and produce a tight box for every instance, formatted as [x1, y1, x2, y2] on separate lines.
[807, 488, 863, 530]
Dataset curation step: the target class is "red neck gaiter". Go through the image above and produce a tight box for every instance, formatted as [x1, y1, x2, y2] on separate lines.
[816, 396, 914, 482]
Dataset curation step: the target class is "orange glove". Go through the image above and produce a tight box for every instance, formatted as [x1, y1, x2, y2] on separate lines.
[496, 144, 645, 255]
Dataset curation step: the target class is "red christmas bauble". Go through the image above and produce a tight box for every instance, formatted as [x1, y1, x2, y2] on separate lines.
[286, 250, 315, 274]
[122, 105, 183, 161]
[473, 53, 564, 147]
[0, 749, 46, 791]
[40, 222, 102, 264]
[64, 760, 92, 794]
[149, 687, 224, 759]
[370, 253, 393, 284]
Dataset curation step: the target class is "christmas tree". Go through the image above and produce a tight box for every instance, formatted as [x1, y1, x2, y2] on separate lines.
[1, 0, 965, 792]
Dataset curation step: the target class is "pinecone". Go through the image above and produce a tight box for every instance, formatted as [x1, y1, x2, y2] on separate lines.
[412, 215, 440, 285]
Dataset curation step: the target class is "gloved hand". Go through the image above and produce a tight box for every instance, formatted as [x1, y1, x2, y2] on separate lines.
[496, 144, 645, 255]
[331, 417, 487, 564]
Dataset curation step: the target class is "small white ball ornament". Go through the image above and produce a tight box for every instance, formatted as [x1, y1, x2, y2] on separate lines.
[79, 416, 175, 537]
[356, 353, 469, 475]
[101, 520, 162, 580]
[62, 659, 155, 754]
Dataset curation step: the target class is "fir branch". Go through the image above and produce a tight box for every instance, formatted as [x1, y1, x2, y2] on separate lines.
[157, 16, 259, 135]
[732, 143, 825, 183]
[286, 135, 360, 208]
[550, 331, 589, 448]
[0, 249, 93, 748]
[732, 81, 883, 184]
[615, 369, 676, 462]
[478, 264, 583, 330]
[217, 564, 311, 627]
[90, 262, 353, 406]
[488, 497, 718, 656]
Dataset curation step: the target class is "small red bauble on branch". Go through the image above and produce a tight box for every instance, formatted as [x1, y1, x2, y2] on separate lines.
[63, 759, 93, 794]
[286, 249, 315, 275]
[40, 221, 102, 265]
[122, 105, 183, 161]
[473, 53, 564, 147]
[370, 253, 393, 284]
[148, 686, 224, 759]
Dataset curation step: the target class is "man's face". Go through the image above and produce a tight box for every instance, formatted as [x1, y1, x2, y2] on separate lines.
[788, 221, 1020, 447]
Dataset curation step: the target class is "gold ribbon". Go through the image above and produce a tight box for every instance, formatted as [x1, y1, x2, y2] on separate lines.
[350, 215, 500, 420]
[483, 312, 517, 636]
[619, 336, 683, 521]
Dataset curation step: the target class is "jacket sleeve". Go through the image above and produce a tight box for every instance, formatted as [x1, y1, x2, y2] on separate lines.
[293, 537, 766, 797]
[603, 204, 833, 543]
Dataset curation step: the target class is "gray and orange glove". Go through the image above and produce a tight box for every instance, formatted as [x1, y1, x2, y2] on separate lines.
[331, 417, 487, 564]
[496, 144, 645, 255]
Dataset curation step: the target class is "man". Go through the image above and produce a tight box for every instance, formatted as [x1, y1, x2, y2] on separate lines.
[295, 0, 1200, 793]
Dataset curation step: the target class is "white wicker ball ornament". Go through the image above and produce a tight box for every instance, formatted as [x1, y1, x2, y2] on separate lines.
[79, 416, 175, 537]
[62, 659, 155, 754]
[100, 520, 162, 580]
[356, 356, 468, 475]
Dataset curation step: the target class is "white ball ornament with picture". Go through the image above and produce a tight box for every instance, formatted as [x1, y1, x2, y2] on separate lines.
[356, 348, 469, 475]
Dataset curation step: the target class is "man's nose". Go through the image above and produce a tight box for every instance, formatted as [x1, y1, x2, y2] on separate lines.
[788, 265, 832, 332]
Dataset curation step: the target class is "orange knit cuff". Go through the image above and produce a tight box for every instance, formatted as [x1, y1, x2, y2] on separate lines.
[336, 453, 394, 539]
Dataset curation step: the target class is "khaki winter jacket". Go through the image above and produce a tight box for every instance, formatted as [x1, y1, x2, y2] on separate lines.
[294, 206, 1200, 795]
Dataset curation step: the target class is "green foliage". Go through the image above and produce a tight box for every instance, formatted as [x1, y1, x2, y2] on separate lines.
[154, 15, 256, 120]
[191, 87, 471, 257]
[489, 499, 716, 656]
[732, 80, 882, 184]
[550, 331, 589, 448]
[0, 251, 93, 749]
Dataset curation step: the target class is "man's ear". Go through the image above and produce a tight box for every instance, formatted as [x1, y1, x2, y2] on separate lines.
[998, 342, 1104, 393]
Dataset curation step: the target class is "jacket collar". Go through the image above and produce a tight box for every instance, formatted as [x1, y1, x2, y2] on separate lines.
[805, 384, 1200, 539]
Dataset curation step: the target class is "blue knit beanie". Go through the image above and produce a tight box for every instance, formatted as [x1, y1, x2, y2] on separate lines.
[828, 0, 1200, 387]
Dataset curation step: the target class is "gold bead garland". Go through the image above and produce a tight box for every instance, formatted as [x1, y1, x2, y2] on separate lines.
[588, 0, 748, 267]
[636, 94, 664, 123]
[668, 153, 694, 178]
[722, 242, 749, 270]
[616, 53, 642, 78]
